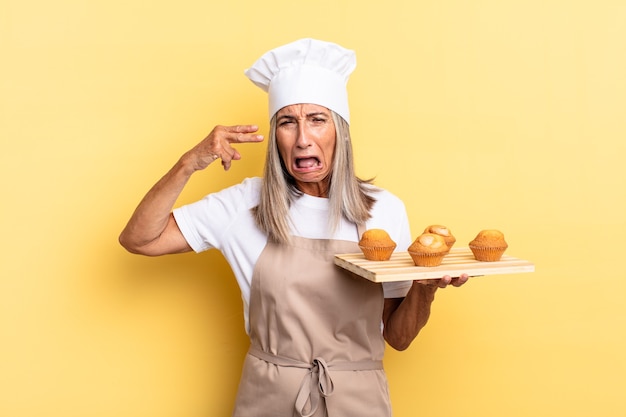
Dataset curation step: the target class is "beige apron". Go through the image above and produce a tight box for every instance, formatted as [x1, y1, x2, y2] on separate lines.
[232, 225, 393, 417]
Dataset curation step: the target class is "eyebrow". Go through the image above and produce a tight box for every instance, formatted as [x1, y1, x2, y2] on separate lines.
[306, 111, 329, 118]
[277, 111, 330, 121]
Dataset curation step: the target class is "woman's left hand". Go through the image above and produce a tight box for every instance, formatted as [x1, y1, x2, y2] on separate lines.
[421, 273, 470, 288]
[383, 272, 471, 350]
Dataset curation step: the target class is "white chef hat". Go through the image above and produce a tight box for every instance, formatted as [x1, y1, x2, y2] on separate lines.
[244, 38, 356, 124]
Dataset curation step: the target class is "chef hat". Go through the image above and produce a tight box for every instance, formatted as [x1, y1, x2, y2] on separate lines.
[244, 38, 356, 124]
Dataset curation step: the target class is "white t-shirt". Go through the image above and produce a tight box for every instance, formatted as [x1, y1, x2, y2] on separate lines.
[173, 177, 412, 333]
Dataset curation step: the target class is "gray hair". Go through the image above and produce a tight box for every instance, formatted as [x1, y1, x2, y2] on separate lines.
[252, 110, 377, 243]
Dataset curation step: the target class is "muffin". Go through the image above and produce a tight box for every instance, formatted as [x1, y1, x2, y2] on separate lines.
[423, 224, 456, 251]
[359, 229, 397, 261]
[407, 233, 448, 267]
[469, 229, 508, 262]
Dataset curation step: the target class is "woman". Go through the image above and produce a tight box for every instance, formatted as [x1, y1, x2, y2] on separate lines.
[119, 38, 468, 417]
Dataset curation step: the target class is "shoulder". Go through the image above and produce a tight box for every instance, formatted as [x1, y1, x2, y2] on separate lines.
[175, 177, 262, 221]
[225, 176, 262, 195]
[211, 177, 262, 207]
[363, 185, 411, 247]
[365, 185, 407, 213]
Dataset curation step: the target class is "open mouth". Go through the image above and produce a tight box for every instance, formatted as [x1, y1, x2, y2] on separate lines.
[295, 157, 321, 169]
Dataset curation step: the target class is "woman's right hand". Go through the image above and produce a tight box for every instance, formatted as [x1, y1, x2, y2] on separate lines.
[183, 124, 264, 172]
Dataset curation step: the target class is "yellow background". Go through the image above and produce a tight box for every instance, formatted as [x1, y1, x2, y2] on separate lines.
[2, 0, 625, 416]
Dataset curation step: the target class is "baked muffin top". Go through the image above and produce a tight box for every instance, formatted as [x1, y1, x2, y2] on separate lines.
[359, 229, 396, 247]
[470, 229, 508, 247]
[424, 224, 456, 246]
[408, 233, 448, 254]
[424, 225, 452, 237]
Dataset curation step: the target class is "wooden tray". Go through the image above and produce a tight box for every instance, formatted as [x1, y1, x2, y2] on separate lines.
[334, 247, 534, 283]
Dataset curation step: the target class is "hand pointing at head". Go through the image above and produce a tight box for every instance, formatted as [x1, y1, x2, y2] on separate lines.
[183, 124, 264, 172]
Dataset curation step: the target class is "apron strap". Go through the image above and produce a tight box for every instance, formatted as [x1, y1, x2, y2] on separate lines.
[248, 345, 383, 417]
[356, 222, 366, 240]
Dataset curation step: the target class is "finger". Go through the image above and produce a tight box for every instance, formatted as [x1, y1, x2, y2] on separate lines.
[231, 124, 260, 133]
[438, 275, 452, 288]
[452, 273, 470, 287]
[226, 125, 264, 143]
[220, 153, 232, 171]
[219, 146, 240, 171]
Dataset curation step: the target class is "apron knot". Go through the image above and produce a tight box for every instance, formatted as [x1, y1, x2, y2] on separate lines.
[313, 357, 334, 397]
[246, 346, 384, 417]
[295, 357, 335, 417]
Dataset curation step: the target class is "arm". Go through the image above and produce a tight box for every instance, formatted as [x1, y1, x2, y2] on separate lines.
[382, 274, 469, 351]
[118, 125, 264, 256]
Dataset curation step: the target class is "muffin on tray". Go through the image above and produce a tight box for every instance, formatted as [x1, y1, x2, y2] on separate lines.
[469, 229, 508, 262]
[423, 224, 456, 252]
[359, 229, 397, 261]
[407, 233, 448, 267]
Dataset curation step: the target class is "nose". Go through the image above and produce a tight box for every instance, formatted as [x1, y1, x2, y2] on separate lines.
[295, 123, 311, 148]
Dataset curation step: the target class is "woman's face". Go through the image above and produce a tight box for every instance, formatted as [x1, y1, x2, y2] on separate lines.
[275, 103, 336, 197]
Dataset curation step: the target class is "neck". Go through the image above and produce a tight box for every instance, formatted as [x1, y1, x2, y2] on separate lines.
[296, 179, 330, 198]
